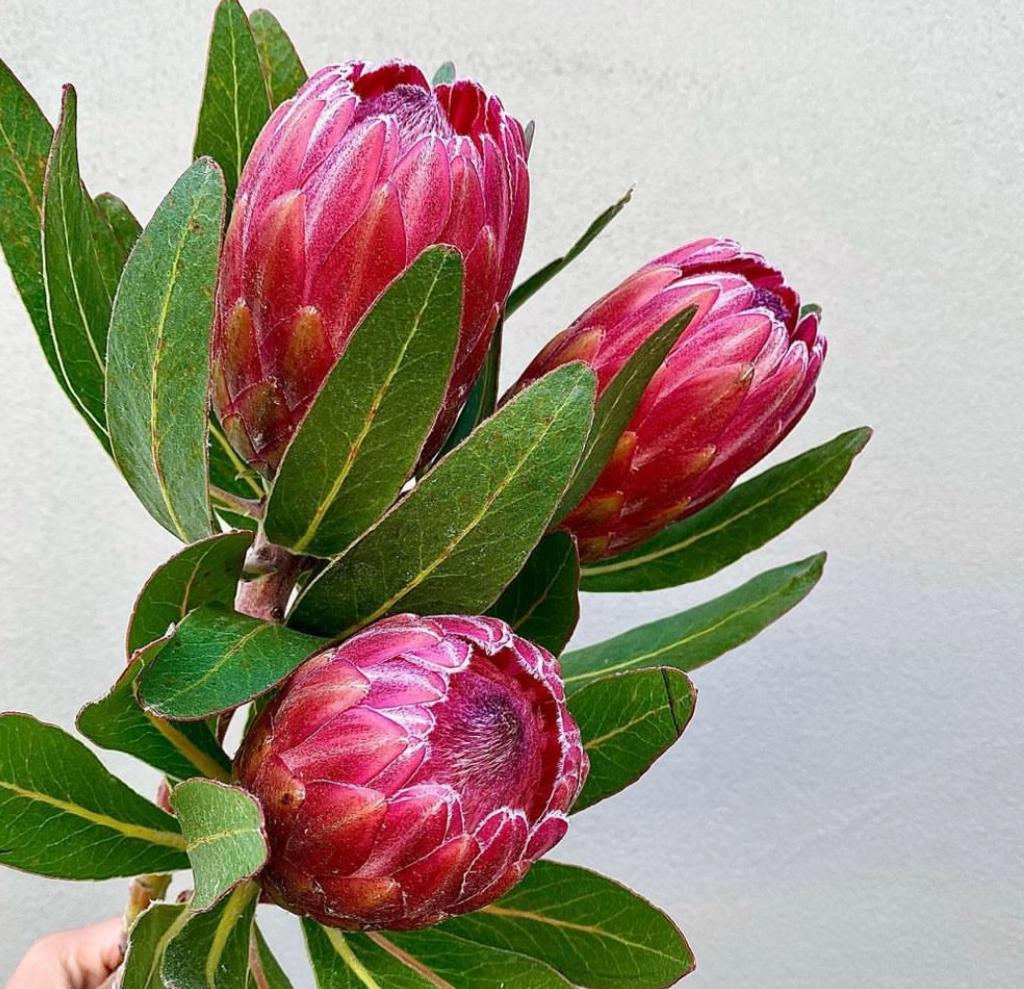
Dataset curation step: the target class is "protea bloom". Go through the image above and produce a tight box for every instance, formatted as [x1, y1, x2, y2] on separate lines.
[213, 61, 530, 473]
[236, 614, 585, 930]
[514, 238, 826, 561]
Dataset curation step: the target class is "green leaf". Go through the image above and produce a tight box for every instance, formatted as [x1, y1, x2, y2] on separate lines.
[570, 668, 695, 813]
[77, 639, 232, 781]
[554, 306, 696, 525]
[94, 191, 142, 255]
[438, 319, 502, 458]
[194, 0, 273, 198]
[126, 530, 254, 656]
[564, 553, 826, 695]
[138, 606, 326, 720]
[488, 531, 579, 654]
[0, 713, 187, 879]
[431, 61, 456, 86]
[289, 363, 597, 638]
[303, 919, 573, 989]
[265, 248, 463, 557]
[0, 58, 53, 367]
[250, 9, 307, 108]
[106, 158, 225, 543]
[171, 779, 268, 912]
[505, 188, 632, 317]
[122, 903, 190, 989]
[41, 86, 121, 450]
[210, 419, 265, 502]
[442, 860, 694, 989]
[581, 427, 873, 592]
[163, 881, 257, 989]
[252, 926, 296, 989]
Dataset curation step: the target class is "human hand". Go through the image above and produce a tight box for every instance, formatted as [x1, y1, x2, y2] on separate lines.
[5, 918, 124, 989]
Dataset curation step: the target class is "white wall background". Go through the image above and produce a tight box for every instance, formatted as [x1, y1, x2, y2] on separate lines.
[1, 1, 1021, 986]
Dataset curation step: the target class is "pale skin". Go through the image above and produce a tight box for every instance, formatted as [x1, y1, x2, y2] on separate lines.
[4, 918, 124, 989]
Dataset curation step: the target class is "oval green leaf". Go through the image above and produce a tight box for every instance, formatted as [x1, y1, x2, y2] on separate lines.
[122, 903, 190, 989]
[0, 713, 187, 879]
[77, 639, 232, 781]
[163, 881, 257, 989]
[250, 8, 307, 108]
[94, 191, 142, 255]
[265, 247, 463, 558]
[303, 919, 573, 989]
[564, 553, 826, 695]
[106, 158, 225, 542]
[138, 607, 327, 721]
[171, 779, 268, 912]
[126, 530, 254, 656]
[288, 363, 596, 638]
[488, 531, 579, 655]
[442, 860, 694, 989]
[194, 0, 272, 198]
[581, 427, 872, 591]
[571, 667, 696, 813]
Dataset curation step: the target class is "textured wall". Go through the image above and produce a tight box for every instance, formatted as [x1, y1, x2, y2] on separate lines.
[1, 1, 1021, 986]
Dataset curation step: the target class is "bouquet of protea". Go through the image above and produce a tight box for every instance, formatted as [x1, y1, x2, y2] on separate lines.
[0, 3, 870, 986]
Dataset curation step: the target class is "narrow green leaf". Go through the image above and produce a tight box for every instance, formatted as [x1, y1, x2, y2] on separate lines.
[442, 860, 694, 989]
[77, 639, 232, 781]
[432, 62, 456, 87]
[126, 530, 254, 656]
[554, 306, 696, 525]
[138, 606, 326, 720]
[303, 920, 573, 989]
[564, 553, 826, 695]
[581, 427, 873, 592]
[209, 419, 265, 502]
[0, 713, 187, 879]
[289, 363, 597, 638]
[171, 779, 268, 912]
[106, 158, 225, 543]
[570, 667, 696, 813]
[438, 319, 502, 458]
[0, 58, 54, 358]
[94, 191, 142, 255]
[41, 86, 119, 450]
[194, 0, 273, 198]
[252, 927, 296, 989]
[505, 188, 632, 317]
[265, 248, 463, 557]
[250, 9, 307, 107]
[122, 903, 190, 989]
[488, 531, 579, 654]
[163, 881, 257, 989]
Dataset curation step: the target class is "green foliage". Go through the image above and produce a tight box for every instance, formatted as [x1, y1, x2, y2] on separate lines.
[265, 248, 463, 557]
[442, 860, 695, 988]
[581, 427, 872, 591]
[250, 8, 307, 107]
[506, 188, 633, 316]
[439, 320, 502, 458]
[0, 713, 187, 879]
[570, 668, 696, 812]
[432, 61, 457, 86]
[564, 553, 826, 694]
[194, 0, 272, 198]
[171, 779, 268, 911]
[122, 904, 189, 989]
[289, 363, 597, 638]
[126, 529, 254, 655]
[77, 639, 232, 781]
[138, 606, 326, 720]
[163, 881, 257, 989]
[488, 531, 580, 654]
[94, 191, 142, 255]
[106, 159, 225, 542]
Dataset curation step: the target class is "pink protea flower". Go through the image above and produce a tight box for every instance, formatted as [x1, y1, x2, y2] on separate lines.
[236, 614, 585, 931]
[513, 238, 826, 561]
[213, 61, 530, 474]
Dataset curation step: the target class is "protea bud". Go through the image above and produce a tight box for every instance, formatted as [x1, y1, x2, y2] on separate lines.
[514, 238, 826, 561]
[236, 614, 585, 930]
[213, 61, 530, 473]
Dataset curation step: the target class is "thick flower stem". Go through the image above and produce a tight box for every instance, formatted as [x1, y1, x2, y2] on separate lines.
[235, 531, 308, 623]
